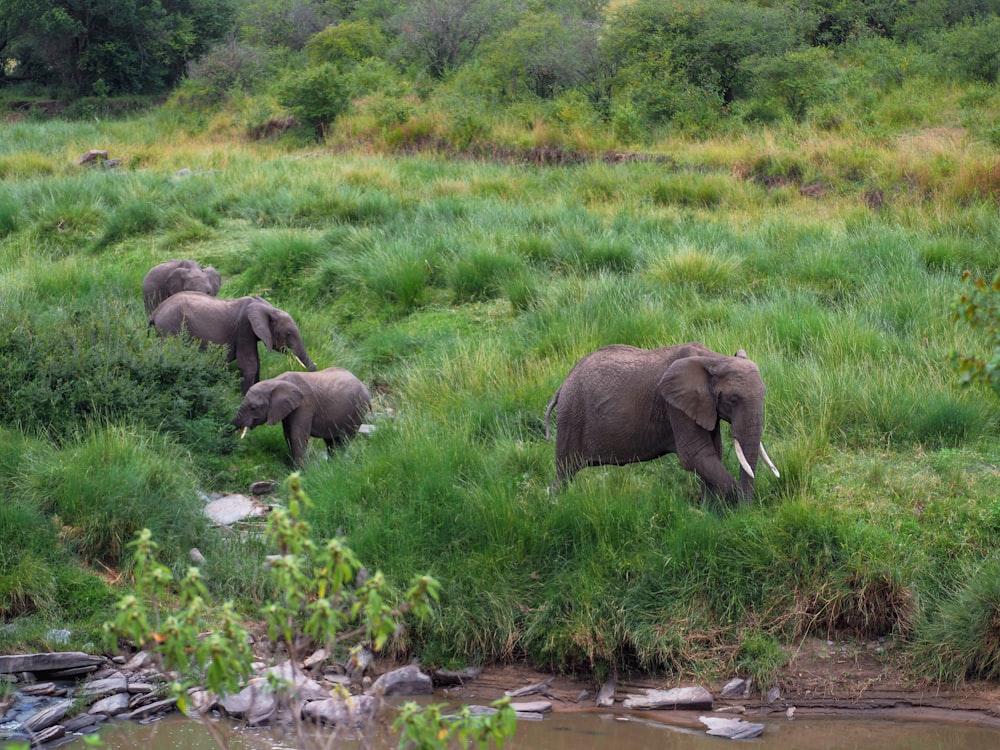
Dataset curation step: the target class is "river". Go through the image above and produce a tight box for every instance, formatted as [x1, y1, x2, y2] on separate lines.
[85, 709, 1000, 750]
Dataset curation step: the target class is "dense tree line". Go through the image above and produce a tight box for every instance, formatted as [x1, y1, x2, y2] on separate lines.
[3, 0, 999, 129]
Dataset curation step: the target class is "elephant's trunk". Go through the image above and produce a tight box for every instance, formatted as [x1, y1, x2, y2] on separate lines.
[731, 418, 764, 503]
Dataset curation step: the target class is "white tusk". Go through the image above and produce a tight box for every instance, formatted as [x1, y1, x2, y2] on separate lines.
[733, 439, 754, 479]
[760, 443, 780, 478]
[240, 427, 248, 440]
[294, 356, 307, 369]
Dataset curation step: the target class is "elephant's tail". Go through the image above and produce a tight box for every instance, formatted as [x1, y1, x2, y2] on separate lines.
[544, 390, 559, 441]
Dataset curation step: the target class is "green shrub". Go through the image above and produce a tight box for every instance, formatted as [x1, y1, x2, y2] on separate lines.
[932, 16, 1000, 84]
[277, 62, 351, 137]
[0, 299, 236, 454]
[747, 47, 837, 121]
[911, 555, 1000, 682]
[735, 632, 786, 687]
[0, 500, 59, 617]
[305, 20, 388, 66]
[175, 41, 268, 108]
[20, 425, 210, 568]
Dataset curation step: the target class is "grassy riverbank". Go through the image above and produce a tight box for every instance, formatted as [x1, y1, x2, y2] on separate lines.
[1, 104, 999, 689]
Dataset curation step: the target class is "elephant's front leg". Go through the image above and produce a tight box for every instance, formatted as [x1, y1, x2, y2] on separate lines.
[282, 420, 310, 467]
[675, 427, 738, 503]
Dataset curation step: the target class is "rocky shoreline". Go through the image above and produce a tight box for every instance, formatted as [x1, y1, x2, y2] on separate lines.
[5, 639, 1000, 748]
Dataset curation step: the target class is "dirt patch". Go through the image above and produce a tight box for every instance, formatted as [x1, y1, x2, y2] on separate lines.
[427, 638, 1000, 729]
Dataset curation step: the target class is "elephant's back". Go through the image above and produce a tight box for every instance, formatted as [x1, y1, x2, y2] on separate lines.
[285, 368, 371, 407]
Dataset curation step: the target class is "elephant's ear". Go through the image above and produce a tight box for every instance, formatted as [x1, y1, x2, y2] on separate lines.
[658, 357, 717, 431]
[164, 269, 186, 295]
[248, 303, 275, 350]
[267, 383, 304, 424]
[204, 267, 222, 295]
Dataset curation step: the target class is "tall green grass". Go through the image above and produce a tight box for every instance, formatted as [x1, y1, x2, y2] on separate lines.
[2, 109, 1000, 683]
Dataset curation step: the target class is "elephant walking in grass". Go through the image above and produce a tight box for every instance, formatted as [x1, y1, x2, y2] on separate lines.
[142, 260, 222, 315]
[231, 368, 371, 467]
[150, 292, 317, 394]
[545, 343, 779, 506]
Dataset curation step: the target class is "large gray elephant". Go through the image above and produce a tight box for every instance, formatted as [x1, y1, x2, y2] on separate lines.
[544, 343, 779, 506]
[231, 368, 371, 466]
[142, 260, 222, 315]
[150, 292, 317, 394]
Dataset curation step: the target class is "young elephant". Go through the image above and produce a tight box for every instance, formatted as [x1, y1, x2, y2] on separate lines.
[545, 342, 779, 506]
[150, 292, 317, 394]
[231, 368, 371, 467]
[142, 260, 222, 315]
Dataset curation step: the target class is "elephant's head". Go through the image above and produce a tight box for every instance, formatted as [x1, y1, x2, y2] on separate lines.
[247, 299, 317, 372]
[232, 379, 304, 436]
[162, 262, 221, 297]
[658, 349, 778, 502]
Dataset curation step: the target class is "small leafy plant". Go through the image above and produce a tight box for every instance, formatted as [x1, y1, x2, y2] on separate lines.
[952, 269, 1000, 398]
[106, 474, 516, 749]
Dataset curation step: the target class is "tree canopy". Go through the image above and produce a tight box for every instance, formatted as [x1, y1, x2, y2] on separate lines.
[0, 0, 236, 95]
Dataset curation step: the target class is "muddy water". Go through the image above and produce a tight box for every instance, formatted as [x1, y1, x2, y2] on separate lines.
[88, 711, 1000, 750]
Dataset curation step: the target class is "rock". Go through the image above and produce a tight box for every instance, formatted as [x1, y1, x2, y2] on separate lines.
[713, 705, 746, 714]
[347, 646, 374, 685]
[63, 712, 102, 732]
[204, 494, 271, 525]
[189, 548, 207, 565]
[505, 677, 554, 698]
[89, 693, 130, 717]
[431, 666, 482, 687]
[185, 689, 217, 714]
[622, 686, 714, 711]
[358, 424, 376, 436]
[509, 700, 551, 714]
[367, 665, 433, 697]
[720, 677, 750, 699]
[25, 723, 66, 745]
[121, 697, 178, 722]
[0, 652, 104, 675]
[76, 150, 109, 165]
[766, 685, 781, 704]
[123, 651, 151, 671]
[301, 695, 377, 726]
[786, 706, 796, 718]
[79, 676, 127, 698]
[20, 699, 73, 733]
[220, 679, 276, 722]
[266, 661, 330, 702]
[249, 480, 278, 495]
[19, 682, 57, 696]
[699, 715, 766, 740]
[596, 677, 616, 707]
[302, 648, 328, 669]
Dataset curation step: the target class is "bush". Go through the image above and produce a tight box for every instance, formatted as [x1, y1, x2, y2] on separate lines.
[0, 299, 236, 454]
[20, 425, 210, 568]
[277, 62, 351, 137]
[305, 19, 388, 66]
[932, 16, 1000, 84]
[747, 47, 838, 121]
[179, 41, 269, 108]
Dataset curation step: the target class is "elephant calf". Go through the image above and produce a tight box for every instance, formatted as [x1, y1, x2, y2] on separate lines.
[545, 342, 779, 506]
[231, 368, 372, 467]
